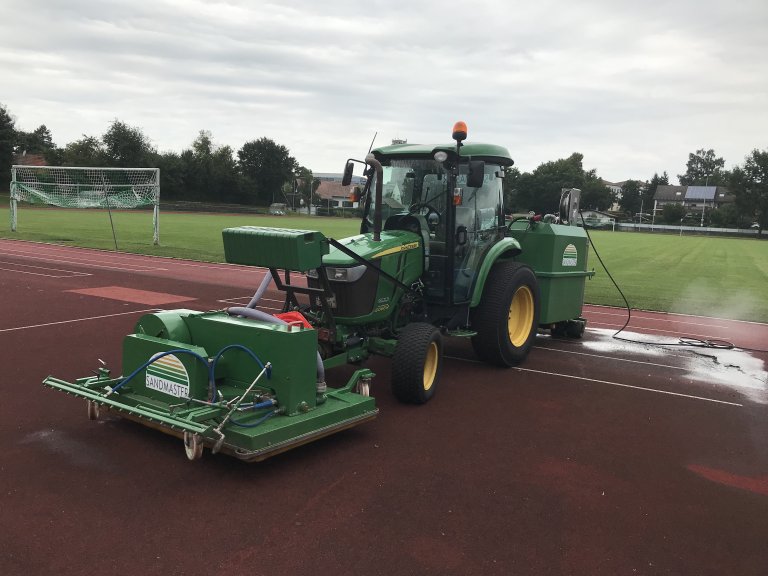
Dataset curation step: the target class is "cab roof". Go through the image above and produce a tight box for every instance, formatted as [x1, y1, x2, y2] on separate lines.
[372, 142, 514, 167]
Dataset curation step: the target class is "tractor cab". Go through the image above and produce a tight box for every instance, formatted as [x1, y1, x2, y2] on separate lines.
[352, 127, 514, 309]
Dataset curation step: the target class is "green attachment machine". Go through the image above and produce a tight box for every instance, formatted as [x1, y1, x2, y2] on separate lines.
[43, 121, 593, 462]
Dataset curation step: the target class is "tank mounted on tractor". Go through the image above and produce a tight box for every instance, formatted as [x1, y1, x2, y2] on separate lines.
[43, 122, 593, 461]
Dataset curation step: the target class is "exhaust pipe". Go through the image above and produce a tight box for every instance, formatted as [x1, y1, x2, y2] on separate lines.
[365, 154, 383, 242]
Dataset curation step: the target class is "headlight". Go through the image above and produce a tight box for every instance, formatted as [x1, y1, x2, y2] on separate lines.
[325, 264, 367, 283]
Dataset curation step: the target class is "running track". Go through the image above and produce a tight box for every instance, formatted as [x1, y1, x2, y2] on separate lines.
[1, 239, 766, 576]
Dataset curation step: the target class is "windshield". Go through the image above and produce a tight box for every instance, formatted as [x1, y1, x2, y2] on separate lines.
[366, 159, 449, 220]
[365, 159, 503, 233]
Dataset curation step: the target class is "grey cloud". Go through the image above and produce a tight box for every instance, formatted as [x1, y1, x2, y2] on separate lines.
[1, 0, 767, 181]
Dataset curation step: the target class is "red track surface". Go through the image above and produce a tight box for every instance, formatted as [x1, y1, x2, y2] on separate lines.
[1, 239, 767, 576]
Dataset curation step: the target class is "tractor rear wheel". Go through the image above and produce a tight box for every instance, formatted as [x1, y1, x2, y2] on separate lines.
[471, 261, 540, 366]
[391, 322, 443, 404]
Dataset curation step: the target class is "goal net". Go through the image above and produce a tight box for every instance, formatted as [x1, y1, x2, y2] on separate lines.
[10, 165, 161, 245]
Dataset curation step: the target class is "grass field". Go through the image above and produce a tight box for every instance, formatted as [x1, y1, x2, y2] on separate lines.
[1, 204, 766, 322]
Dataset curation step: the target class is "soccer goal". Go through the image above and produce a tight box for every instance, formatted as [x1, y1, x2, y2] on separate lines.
[10, 165, 161, 246]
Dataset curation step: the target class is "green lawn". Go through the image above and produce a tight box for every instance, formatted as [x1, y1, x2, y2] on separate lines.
[1, 205, 766, 322]
[583, 231, 768, 322]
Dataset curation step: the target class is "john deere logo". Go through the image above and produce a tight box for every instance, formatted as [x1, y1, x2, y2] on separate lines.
[562, 244, 578, 267]
[146, 353, 190, 398]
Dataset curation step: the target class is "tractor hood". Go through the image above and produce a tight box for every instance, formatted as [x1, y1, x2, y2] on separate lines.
[321, 230, 423, 267]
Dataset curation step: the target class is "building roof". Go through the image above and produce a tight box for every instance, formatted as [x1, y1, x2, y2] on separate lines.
[654, 185, 687, 201]
[12, 153, 47, 166]
[315, 180, 355, 200]
[686, 186, 717, 201]
[654, 185, 734, 204]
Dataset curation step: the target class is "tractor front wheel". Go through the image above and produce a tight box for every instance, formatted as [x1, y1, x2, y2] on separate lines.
[391, 323, 443, 404]
[471, 261, 540, 366]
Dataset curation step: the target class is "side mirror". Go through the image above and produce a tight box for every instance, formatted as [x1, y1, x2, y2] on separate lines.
[342, 161, 354, 186]
[467, 160, 485, 188]
[456, 225, 468, 246]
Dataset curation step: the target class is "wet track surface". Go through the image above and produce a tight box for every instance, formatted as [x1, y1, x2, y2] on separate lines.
[1, 239, 767, 575]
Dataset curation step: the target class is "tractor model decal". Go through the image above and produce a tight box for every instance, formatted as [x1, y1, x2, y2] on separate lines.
[562, 244, 578, 267]
[146, 354, 190, 398]
[373, 241, 420, 259]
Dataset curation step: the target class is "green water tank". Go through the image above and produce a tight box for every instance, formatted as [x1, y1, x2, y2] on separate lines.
[507, 222, 593, 324]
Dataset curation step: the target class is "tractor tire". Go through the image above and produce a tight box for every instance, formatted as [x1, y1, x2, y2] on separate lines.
[391, 322, 443, 404]
[471, 261, 540, 367]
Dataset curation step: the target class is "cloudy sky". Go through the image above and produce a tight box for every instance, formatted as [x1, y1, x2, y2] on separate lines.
[1, 0, 766, 182]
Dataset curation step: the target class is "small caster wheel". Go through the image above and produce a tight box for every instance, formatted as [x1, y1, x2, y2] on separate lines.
[356, 378, 371, 397]
[566, 319, 585, 339]
[183, 431, 204, 461]
[87, 400, 100, 420]
[551, 322, 568, 338]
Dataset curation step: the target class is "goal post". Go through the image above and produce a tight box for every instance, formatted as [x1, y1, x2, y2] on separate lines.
[10, 165, 161, 245]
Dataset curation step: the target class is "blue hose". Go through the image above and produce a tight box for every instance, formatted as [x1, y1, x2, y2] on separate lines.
[107, 344, 270, 405]
[230, 409, 277, 428]
[210, 344, 270, 401]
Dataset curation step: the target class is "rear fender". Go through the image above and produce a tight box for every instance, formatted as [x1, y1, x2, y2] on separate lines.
[469, 238, 522, 307]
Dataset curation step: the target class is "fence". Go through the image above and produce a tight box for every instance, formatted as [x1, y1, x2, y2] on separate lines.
[615, 223, 762, 238]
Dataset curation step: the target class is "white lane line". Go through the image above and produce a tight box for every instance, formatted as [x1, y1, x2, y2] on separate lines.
[586, 309, 752, 330]
[535, 345, 688, 370]
[585, 304, 766, 326]
[0, 266, 91, 278]
[0, 309, 160, 333]
[0, 248, 167, 272]
[0, 259, 91, 276]
[216, 296, 284, 305]
[587, 320, 734, 342]
[444, 355, 743, 406]
[0, 245, 256, 273]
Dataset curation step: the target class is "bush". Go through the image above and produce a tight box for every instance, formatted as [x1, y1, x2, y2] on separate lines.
[661, 203, 686, 224]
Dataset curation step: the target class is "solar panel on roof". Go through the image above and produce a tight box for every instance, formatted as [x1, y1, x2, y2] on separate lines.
[685, 186, 717, 201]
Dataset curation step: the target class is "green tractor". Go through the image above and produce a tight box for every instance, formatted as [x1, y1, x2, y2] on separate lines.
[44, 122, 592, 461]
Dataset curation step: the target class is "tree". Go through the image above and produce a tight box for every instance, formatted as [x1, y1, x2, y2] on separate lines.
[181, 131, 243, 202]
[15, 124, 61, 164]
[580, 169, 615, 211]
[154, 151, 185, 200]
[0, 104, 15, 191]
[661, 203, 686, 224]
[102, 120, 156, 167]
[515, 153, 603, 214]
[708, 203, 741, 228]
[294, 165, 315, 213]
[501, 166, 521, 212]
[729, 148, 768, 232]
[237, 137, 297, 205]
[60, 135, 105, 166]
[678, 149, 726, 186]
[643, 171, 669, 209]
[618, 179, 644, 215]
[14, 124, 55, 155]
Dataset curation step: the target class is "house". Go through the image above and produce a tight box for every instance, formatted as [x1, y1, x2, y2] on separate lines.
[315, 180, 359, 209]
[12, 152, 47, 166]
[602, 179, 626, 211]
[313, 172, 366, 210]
[653, 185, 733, 211]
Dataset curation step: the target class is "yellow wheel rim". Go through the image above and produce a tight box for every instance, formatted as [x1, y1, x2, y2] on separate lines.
[507, 286, 534, 347]
[423, 341, 439, 391]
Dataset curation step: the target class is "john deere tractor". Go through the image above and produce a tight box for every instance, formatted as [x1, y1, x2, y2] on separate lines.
[44, 122, 591, 461]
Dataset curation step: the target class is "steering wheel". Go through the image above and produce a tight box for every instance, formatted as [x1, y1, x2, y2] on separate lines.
[409, 203, 440, 224]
